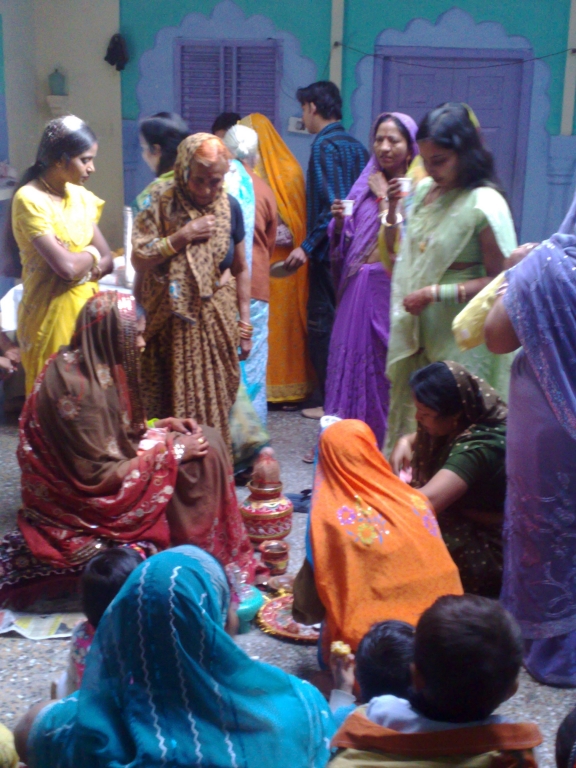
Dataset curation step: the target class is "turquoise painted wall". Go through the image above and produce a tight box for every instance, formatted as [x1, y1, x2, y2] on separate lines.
[343, 0, 571, 135]
[121, 0, 572, 134]
[119, 0, 332, 120]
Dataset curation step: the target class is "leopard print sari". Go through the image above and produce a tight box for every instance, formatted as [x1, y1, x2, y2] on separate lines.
[132, 134, 240, 451]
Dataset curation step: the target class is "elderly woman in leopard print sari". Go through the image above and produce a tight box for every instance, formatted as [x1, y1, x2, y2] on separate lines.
[132, 133, 252, 453]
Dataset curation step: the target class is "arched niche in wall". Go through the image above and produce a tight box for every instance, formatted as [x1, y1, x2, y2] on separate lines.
[123, 0, 316, 203]
[349, 8, 555, 241]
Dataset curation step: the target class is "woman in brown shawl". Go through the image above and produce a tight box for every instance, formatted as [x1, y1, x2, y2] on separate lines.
[390, 361, 508, 596]
[131, 134, 252, 452]
[1, 291, 256, 608]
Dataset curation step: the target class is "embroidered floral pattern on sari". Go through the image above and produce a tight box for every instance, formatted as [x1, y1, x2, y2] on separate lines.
[410, 494, 440, 537]
[57, 396, 79, 421]
[336, 494, 388, 546]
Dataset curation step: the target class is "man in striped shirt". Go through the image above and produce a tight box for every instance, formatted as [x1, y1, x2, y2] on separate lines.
[285, 81, 368, 418]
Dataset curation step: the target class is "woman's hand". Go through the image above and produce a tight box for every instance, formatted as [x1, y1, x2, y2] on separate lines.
[174, 434, 209, 462]
[178, 215, 216, 246]
[239, 337, 252, 360]
[156, 417, 203, 438]
[386, 178, 403, 209]
[3, 346, 20, 366]
[331, 199, 346, 233]
[368, 171, 388, 200]
[0, 356, 15, 379]
[390, 435, 414, 476]
[403, 286, 434, 316]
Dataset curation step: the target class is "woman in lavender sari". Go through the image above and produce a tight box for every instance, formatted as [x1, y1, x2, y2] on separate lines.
[485, 195, 576, 686]
[324, 113, 419, 446]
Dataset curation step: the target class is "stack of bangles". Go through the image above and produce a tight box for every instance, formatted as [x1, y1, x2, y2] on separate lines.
[84, 244, 102, 281]
[238, 320, 253, 340]
[158, 236, 177, 258]
[429, 283, 466, 304]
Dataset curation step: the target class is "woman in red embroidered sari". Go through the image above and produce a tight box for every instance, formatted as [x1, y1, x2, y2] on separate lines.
[1, 291, 256, 608]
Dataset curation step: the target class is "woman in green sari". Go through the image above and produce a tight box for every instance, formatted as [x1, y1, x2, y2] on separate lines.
[385, 103, 516, 452]
[391, 361, 508, 597]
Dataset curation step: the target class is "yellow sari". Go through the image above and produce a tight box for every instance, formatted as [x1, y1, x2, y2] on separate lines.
[12, 181, 103, 393]
[240, 114, 314, 402]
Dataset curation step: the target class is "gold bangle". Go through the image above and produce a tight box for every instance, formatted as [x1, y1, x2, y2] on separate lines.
[165, 236, 177, 255]
[84, 244, 101, 267]
[158, 237, 177, 259]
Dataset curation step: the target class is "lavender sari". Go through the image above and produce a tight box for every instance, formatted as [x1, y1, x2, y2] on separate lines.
[324, 113, 418, 446]
[501, 194, 576, 686]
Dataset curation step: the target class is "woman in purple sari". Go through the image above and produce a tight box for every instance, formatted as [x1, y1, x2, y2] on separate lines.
[324, 113, 418, 446]
[485, 194, 576, 686]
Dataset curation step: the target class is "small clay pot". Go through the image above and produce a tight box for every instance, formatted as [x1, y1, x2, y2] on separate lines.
[259, 539, 290, 575]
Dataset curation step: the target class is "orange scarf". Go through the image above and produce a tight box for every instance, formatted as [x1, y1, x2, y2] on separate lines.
[240, 113, 306, 247]
[311, 420, 462, 654]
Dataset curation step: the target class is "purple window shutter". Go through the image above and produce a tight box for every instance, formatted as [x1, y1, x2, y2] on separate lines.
[235, 43, 280, 124]
[177, 39, 281, 132]
[178, 42, 222, 133]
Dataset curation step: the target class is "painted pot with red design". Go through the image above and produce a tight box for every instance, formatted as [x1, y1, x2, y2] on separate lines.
[240, 448, 293, 544]
[240, 480, 293, 544]
[258, 539, 290, 575]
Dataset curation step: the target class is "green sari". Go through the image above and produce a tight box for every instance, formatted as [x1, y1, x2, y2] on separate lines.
[385, 178, 516, 452]
[132, 170, 174, 214]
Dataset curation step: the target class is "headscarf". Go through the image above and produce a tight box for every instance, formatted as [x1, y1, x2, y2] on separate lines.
[17, 292, 177, 566]
[29, 546, 335, 768]
[329, 112, 419, 293]
[309, 419, 462, 660]
[240, 114, 307, 247]
[412, 361, 508, 486]
[504, 192, 576, 440]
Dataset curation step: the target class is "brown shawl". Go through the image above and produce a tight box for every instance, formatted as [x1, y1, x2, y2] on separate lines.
[412, 361, 508, 486]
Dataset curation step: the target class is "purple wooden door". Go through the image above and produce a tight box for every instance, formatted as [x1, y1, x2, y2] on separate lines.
[373, 46, 533, 224]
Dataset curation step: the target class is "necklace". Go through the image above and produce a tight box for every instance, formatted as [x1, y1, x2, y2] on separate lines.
[39, 175, 65, 198]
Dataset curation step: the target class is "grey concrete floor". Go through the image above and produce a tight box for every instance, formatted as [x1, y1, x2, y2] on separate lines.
[0, 410, 574, 766]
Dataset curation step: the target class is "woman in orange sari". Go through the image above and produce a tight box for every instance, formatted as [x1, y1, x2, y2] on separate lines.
[240, 114, 314, 403]
[293, 419, 462, 663]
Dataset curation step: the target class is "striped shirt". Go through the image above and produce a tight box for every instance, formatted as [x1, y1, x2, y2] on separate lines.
[301, 122, 369, 262]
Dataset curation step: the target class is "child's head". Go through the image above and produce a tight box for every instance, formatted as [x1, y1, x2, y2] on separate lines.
[356, 620, 415, 702]
[556, 706, 576, 768]
[81, 548, 143, 628]
[411, 594, 523, 723]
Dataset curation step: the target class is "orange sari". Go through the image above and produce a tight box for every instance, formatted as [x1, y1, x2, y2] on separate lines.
[311, 420, 462, 656]
[240, 114, 314, 402]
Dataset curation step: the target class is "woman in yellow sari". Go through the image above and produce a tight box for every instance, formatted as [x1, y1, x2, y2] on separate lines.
[240, 114, 314, 403]
[11, 116, 113, 393]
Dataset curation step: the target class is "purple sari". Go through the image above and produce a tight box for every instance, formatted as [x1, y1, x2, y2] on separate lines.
[324, 113, 418, 446]
[501, 194, 576, 686]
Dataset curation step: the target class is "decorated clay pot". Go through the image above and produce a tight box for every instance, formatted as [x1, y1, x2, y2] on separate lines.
[240, 449, 293, 544]
[240, 480, 293, 543]
[259, 539, 290, 575]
